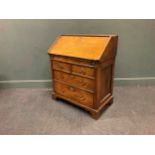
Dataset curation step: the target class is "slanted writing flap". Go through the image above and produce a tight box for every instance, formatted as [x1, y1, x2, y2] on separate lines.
[48, 35, 112, 60]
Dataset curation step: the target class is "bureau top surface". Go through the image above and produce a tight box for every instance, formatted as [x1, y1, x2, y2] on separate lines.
[48, 35, 115, 60]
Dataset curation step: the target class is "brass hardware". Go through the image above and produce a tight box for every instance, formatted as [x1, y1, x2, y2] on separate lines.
[58, 63, 64, 69]
[82, 82, 86, 86]
[79, 79, 86, 86]
[80, 67, 85, 75]
[79, 95, 85, 101]
[69, 86, 75, 91]
[70, 75, 74, 78]
[79, 79, 83, 83]
[61, 75, 64, 79]
[91, 61, 97, 66]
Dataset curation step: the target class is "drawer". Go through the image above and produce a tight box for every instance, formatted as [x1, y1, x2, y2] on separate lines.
[52, 55, 96, 67]
[54, 82, 93, 108]
[53, 70, 94, 92]
[52, 61, 71, 72]
[72, 65, 95, 78]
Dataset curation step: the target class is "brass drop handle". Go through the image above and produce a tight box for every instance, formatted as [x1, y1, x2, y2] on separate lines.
[58, 63, 64, 69]
[70, 75, 74, 78]
[82, 82, 86, 86]
[80, 67, 85, 75]
[79, 80, 83, 83]
[69, 86, 75, 91]
[79, 80, 86, 86]
[61, 74, 64, 79]
[79, 95, 85, 101]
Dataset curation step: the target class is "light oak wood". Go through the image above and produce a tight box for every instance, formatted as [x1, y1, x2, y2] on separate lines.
[54, 82, 93, 108]
[72, 65, 95, 78]
[48, 34, 118, 119]
[51, 55, 96, 67]
[53, 70, 94, 92]
[48, 35, 111, 60]
[52, 61, 71, 72]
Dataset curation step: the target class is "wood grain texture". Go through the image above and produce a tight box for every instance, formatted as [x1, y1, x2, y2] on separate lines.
[52, 61, 71, 72]
[72, 65, 95, 78]
[48, 35, 112, 60]
[51, 55, 96, 67]
[53, 70, 94, 92]
[49, 34, 118, 119]
[54, 82, 93, 108]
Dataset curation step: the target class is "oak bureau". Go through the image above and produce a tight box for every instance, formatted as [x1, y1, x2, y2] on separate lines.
[48, 34, 118, 119]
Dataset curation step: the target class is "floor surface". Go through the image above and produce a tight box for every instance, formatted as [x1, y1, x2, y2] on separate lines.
[0, 86, 155, 134]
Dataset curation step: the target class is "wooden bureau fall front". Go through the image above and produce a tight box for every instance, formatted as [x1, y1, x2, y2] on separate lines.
[48, 34, 118, 119]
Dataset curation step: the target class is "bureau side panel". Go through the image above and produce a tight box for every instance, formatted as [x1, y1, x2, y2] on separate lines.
[95, 60, 114, 108]
[100, 65, 112, 100]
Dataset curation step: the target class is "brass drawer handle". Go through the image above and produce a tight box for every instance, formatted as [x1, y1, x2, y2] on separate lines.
[69, 86, 75, 91]
[79, 80, 86, 86]
[82, 82, 86, 86]
[79, 80, 83, 83]
[79, 95, 85, 101]
[70, 75, 74, 78]
[57, 63, 64, 69]
[80, 67, 85, 75]
[61, 75, 64, 79]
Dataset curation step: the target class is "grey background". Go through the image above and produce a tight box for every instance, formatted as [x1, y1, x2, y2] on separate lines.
[0, 19, 155, 87]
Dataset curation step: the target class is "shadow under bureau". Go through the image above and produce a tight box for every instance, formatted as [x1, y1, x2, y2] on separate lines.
[48, 34, 118, 119]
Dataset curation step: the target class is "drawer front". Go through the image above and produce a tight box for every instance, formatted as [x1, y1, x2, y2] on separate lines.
[52, 61, 71, 72]
[54, 82, 93, 108]
[52, 55, 96, 67]
[72, 65, 95, 78]
[53, 70, 94, 91]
